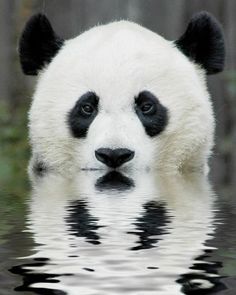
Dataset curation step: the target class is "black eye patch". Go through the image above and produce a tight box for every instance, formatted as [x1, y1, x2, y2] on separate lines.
[67, 92, 99, 138]
[135, 91, 168, 137]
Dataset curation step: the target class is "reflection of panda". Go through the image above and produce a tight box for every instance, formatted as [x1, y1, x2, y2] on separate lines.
[19, 12, 225, 174]
[17, 171, 217, 295]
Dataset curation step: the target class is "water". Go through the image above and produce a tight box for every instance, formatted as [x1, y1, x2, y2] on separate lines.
[0, 170, 236, 294]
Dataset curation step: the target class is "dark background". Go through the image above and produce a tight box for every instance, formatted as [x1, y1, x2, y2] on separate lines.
[0, 0, 235, 196]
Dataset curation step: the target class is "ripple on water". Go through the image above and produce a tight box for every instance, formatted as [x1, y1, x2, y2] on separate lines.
[1, 172, 236, 294]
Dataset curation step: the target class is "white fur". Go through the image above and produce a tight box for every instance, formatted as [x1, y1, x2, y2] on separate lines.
[29, 21, 214, 174]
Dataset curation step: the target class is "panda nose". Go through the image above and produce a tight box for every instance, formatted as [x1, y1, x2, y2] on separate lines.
[95, 148, 135, 168]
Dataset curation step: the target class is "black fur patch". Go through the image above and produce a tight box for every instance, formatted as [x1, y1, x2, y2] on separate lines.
[67, 92, 99, 138]
[19, 14, 64, 75]
[135, 91, 168, 137]
[175, 11, 225, 75]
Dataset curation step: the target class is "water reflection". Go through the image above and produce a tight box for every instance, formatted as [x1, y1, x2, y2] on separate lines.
[66, 200, 102, 245]
[129, 201, 170, 251]
[95, 170, 134, 192]
[10, 170, 225, 294]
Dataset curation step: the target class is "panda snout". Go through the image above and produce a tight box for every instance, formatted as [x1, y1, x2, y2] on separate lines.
[95, 148, 135, 168]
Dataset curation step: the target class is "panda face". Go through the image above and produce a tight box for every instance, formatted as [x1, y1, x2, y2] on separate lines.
[67, 89, 168, 170]
[30, 23, 178, 171]
[22, 13, 225, 174]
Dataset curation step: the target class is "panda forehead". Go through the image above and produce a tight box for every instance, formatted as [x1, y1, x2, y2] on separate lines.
[47, 43, 199, 111]
[66, 20, 169, 54]
[50, 43, 175, 105]
[53, 21, 176, 76]
[39, 20, 203, 110]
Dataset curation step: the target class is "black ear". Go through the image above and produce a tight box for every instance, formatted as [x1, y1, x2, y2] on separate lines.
[19, 14, 64, 75]
[175, 11, 225, 75]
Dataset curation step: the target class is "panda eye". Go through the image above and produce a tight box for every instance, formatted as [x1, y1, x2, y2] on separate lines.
[81, 104, 95, 115]
[140, 103, 154, 114]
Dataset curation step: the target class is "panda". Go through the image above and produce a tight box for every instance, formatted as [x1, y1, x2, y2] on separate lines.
[19, 11, 225, 175]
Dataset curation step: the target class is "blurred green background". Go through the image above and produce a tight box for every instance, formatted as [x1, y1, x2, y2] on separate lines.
[0, 0, 235, 197]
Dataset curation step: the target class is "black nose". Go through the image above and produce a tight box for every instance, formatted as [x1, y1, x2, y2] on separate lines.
[95, 148, 135, 168]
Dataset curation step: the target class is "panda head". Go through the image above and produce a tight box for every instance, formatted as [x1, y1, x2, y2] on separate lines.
[19, 12, 225, 174]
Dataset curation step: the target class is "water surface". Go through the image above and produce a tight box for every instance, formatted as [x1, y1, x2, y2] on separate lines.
[1, 170, 236, 294]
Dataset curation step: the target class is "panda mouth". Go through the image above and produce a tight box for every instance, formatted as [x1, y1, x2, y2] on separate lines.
[80, 164, 134, 173]
[81, 167, 105, 171]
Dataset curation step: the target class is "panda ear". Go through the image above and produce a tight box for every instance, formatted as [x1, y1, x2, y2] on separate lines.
[19, 14, 64, 75]
[175, 11, 225, 75]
